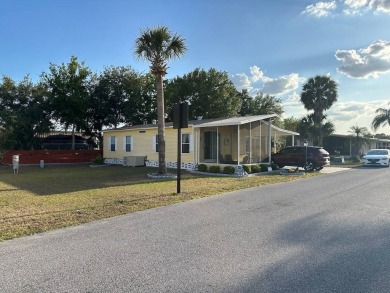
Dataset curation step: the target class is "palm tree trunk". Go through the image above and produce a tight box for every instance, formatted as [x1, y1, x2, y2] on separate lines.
[156, 73, 167, 174]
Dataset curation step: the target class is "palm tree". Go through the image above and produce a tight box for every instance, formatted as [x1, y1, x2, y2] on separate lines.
[297, 114, 334, 146]
[300, 75, 338, 146]
[135, 26, 186, 174]
[300, 75, 338, 121]
[372, 103, 390, 132]
[348, 125, 370, 156]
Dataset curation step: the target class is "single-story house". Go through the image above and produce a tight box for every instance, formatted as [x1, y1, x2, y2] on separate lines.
[102, 115, 299, 170]
[323, 134, 390, 156]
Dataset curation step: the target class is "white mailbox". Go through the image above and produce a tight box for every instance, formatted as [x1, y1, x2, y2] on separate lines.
[12, 155, 19, 173]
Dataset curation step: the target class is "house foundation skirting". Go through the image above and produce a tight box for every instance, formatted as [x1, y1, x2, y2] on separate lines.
[104, 158, 196, 170]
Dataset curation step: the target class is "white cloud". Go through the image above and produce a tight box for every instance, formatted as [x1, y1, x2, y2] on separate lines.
[302, 1, 337, 17]
[249, 66, 265, 82]
[369, 0, 390, 13]
[304, 0, 390, 16]
[335, 40, 390, 78]
[326, 99, 390, 133]
[231, 73, 252, 92]
[262, 73, 304, 95]
[232, 67, 304, 96]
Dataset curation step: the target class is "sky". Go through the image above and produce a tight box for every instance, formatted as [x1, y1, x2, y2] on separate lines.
[1, 0, 390, 135]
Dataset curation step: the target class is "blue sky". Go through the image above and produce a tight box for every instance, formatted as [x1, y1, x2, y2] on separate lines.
[1, 0, 390, 135]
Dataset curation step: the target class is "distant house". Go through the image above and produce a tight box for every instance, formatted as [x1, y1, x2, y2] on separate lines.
[41, 134, 90, 150]
[323, 134, 390, 156]
[102, 115, 299, 170]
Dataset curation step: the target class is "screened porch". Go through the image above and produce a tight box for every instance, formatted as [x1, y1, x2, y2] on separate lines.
[192, 115, 299, 165]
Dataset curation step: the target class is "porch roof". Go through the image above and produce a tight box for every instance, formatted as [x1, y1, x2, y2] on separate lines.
[193, 115, 299, 136]
[192, 114, 276, 128]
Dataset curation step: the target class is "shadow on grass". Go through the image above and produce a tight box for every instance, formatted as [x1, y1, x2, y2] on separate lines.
[0, 165, 191, 196]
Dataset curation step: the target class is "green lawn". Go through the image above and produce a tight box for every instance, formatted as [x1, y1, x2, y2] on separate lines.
[0, 164, 318, 241]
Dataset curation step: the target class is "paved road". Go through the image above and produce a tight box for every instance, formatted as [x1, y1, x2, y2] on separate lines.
[1, 166, 390, 292]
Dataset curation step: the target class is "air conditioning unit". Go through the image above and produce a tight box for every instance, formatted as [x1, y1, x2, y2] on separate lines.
[123, 156, 145, 167]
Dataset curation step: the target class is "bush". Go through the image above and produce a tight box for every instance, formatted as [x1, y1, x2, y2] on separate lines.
[271, 163, 279, 170]
[208, 165, 221, 173]
[223, 166, 235, 175]
[350, 155, 361, 163]
[197, 164, 208, 172]
[251, 165, 261, 173]
[92, 155, 105, 165]
[259, 164, 269, 172]
[242, 164, 251, 173]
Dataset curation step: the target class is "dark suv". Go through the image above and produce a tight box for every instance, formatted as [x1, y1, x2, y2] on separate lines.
[268, 146, 330, 171]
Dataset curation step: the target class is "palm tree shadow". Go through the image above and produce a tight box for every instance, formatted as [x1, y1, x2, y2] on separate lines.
[240, 213, 390, 292]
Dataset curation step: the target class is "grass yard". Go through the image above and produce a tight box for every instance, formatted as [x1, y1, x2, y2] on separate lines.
[0, 164, 318, 241]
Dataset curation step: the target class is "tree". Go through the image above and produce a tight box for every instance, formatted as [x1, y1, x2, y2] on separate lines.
[372, 102, 390, 132]
[0, 76, 52, 150]
[348, 125, 371, 155]
[42, 56, 91, 149]
[282, 116, 300, 146]
[297, 114, 334, 146]
[165, 68, 240, 120]
[135, 26, 187, 174]
[238, 90, 284, 117]
[282, 116, 300, 132]
[300, 75, 338, 145]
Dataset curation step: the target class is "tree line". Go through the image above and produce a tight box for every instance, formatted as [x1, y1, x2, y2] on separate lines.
[0, 57, 284, 151]
[4, 24, 388, 166]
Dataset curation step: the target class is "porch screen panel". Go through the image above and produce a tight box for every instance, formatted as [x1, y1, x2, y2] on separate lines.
[251, 121, 261, 163]
[260, 122, 271, 159]
[239, 124, 250, 164]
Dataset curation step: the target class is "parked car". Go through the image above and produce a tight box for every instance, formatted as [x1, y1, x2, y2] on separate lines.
[264, 146, 330, 171]
[362, 149, 390, 167]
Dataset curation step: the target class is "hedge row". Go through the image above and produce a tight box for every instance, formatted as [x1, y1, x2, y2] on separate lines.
[197, 163, 278, 175]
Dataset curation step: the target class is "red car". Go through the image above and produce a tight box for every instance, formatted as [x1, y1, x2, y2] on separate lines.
[267, 146, 330, 171]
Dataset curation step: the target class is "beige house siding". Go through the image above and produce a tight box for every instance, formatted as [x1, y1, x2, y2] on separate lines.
[103, 126, 195, 168]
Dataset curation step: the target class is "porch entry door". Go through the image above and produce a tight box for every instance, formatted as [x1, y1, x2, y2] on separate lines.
[204, 131, 220, 162]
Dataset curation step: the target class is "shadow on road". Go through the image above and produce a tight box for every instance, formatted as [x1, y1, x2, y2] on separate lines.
[241, 212, 390, 292]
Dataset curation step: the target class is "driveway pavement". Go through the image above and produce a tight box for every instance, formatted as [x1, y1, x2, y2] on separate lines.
[319, 166, 350, 173]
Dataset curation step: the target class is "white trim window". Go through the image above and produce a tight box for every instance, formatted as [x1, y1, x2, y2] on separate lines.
[153, 135, 159, 152]
[109, 136, 117, 151]
[182, 133, 190, 153]
[123, 136, 133, 152]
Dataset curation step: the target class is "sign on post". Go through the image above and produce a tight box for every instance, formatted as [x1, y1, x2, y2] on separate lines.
[173, 102, 189, 193]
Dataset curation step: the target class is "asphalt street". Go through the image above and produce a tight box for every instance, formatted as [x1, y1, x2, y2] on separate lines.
[1, 166, 390, 292]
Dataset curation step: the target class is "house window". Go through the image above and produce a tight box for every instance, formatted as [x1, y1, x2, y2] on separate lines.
[125, 136, 132, 152]
[110, 136, 116, 151]
[182, 134, 190, 153]
[155, 135, 159, 152]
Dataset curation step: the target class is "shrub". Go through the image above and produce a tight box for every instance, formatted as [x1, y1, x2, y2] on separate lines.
[208, 165, 221, 173]
[271, 163, 279, 170]
[223, 166, 235, 175]
[242, 164, 251, 173]
[197, 164, 208, 172]
[259, 164, 269, 172]
[92, 155, 105, 165]
[251, 164, 261, 173]
[350, 155, 361, 163]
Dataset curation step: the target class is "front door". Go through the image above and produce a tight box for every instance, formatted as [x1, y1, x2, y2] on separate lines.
[204, 131, 219, 162]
